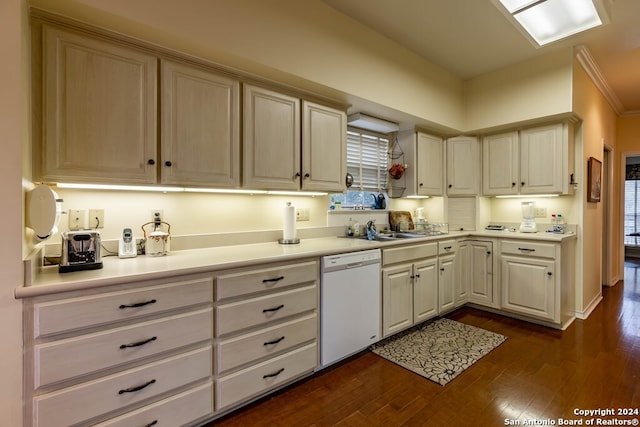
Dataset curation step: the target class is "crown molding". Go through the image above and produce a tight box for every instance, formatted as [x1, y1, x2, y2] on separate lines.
[575, 45, 624, 116]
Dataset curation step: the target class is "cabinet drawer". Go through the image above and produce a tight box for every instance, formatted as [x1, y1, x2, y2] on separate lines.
[33, 346, 212, 427]
[216, 313, 317, 373]
[216, 285, 316, 336]
[438, 240, 457, 255]
[34, 276, 213, 338]
[93, 381, 213, 427]
[216, 342, 316, 410]
[501, 240, 557, 258]
[216, 260, 317, 300]
[382, 243, 437, 266]
[35, 308, 213, 389]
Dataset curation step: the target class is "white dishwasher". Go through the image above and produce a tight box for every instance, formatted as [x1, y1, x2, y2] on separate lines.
[320, 249, 381, 368]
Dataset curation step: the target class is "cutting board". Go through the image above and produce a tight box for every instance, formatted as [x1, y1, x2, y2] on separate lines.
[389, 211, 414, 231]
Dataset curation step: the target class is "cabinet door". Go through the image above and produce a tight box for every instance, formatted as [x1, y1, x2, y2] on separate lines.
[42, 26, 157, 184]
[456, 242, 470, 306]
[446, 136, 479, 195]
[482, 132, 518, 196]
[416, 133, 444, 196]
[519, 123, 564, 194]
[243, 85, 300, 190]
[438, 255, 456, 313]
[413, 259, 438, 323]
[501, 255, 556, 321]
[468, 241, 494, 306]
[302, 101, 346, 192]
[161, 60, 240, 187]
[382, 265, 413, 337]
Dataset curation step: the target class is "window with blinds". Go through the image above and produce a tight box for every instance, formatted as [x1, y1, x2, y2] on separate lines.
[346, 129, 389, 191]
[625, 179, 640, 247]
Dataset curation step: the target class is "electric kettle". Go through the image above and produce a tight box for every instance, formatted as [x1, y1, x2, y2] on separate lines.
[142, 220, 171, 256]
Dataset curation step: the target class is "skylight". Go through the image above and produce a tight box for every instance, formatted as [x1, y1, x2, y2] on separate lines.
[494, 0, 608, 46]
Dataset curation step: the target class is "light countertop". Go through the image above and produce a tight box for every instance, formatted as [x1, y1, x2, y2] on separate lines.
[16, 230, 575, 299]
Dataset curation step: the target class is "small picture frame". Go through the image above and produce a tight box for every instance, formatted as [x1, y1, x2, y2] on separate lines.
[587, 157, 602, 203]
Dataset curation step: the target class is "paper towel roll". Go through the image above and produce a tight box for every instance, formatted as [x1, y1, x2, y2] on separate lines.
[283, 202, 296, 241]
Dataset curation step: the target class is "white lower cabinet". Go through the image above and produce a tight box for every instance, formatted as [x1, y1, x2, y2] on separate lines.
[24, 274, 215, 427]
[382, 243, 439, 337]
[459, 239, 498, 308]
[501, 254, 556, 321]
[499, 239, 575, 328]
[213, 259, 319, 411]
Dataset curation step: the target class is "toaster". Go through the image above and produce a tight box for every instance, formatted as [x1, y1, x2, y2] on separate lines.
[59, 230, 103, 273]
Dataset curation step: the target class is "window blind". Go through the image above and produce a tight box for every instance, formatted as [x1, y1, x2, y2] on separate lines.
[625, 180, 640, 246]
[346, 129, 389, 191]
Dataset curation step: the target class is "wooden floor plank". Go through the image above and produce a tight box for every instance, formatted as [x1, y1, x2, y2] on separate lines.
[209, 260, 640, 426]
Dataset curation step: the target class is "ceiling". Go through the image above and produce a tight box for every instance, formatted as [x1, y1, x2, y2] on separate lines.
[322, 0, 640, 115]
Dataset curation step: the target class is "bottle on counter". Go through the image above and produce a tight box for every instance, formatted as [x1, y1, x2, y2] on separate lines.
[353, 220, 360, 237]
[347, 217, 354, 237]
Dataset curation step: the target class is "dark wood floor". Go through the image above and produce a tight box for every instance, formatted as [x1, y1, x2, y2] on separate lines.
[209, 260, 640, 426]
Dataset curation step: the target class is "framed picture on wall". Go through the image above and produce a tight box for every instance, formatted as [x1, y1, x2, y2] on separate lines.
[587, 157, 602, 203]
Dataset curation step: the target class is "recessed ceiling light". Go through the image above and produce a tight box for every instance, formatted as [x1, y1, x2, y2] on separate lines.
[493, 0, 609, 46]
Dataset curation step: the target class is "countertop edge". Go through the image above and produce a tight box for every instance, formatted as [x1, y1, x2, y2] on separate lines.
[15, 231, 576, 299]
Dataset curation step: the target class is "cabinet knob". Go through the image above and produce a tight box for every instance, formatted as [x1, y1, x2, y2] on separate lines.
[512, 182, 516, 187]
[147, 159, 155, 165]
[521, 182, 525, 186]
[165, 161, 172, 167]
[295, 172, 301, 178]
[419, 183, 424, 187]
[547, 272, 553, 277]
[487, 251, 491, 255]
[448, 184, 452, 188]
[304, 173, 310, 178]
[440, 268, 445, 272]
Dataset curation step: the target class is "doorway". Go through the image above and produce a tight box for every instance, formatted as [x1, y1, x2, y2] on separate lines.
[623, 153, 640, 264]
[602, 145, 612, 286]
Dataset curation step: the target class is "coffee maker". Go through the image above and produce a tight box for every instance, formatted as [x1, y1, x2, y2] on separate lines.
[519, 201, 537, 233]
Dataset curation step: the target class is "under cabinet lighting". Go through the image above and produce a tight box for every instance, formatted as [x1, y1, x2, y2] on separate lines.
[55, 183, 327, 196]
[495, 194, 560, 198]
[56, 183, 185, 192]
[406, 195, 430, 199]
[493, 0, 609, 46]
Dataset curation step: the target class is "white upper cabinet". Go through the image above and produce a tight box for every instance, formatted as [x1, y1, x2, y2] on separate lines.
[482, 131, 519, 196]
[161, 60, 240, 187]
[519, 123, 567, 194]
[482, 122, 573, 196]
[301, 101, 347, 192]
[244, 84, 347, 192]
[391, 130, 443, 197]
[41, 25, 158, 184]
[446, 136, 479, 196]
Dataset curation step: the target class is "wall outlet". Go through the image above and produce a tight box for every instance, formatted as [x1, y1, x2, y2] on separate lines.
[534, 207, 547, 218]
[151, 209, 163, 222]
[296, 208, 310, 221]
[89, 209, 105, 228]
[68, 209, 86, 230]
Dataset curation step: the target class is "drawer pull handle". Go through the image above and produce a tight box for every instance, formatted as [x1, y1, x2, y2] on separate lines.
[263, 368, 285, 379]
[119, 299, 157, 309]
[262, 304, 285, 313]
[118, 379, 156, 395]
[262, 276, 285, 283]
[518, 248, 535, 252]
[444, 246, 452, 250]
[120, 336, 157, 349]
[264, 336, 286, 346]
[143, 421, 158, 427]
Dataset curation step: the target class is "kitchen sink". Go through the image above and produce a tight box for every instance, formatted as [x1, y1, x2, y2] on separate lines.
[339, 231, 444, 241]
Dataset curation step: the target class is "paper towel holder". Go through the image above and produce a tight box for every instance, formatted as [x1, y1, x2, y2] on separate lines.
[278, 237, 300, 244]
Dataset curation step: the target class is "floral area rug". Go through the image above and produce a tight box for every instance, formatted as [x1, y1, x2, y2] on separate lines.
[370, 318, 506, 386]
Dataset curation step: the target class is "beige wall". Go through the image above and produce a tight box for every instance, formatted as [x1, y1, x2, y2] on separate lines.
[572, 59, 618, 315]
[30, 0, 465, 131]
[0, 0, 27, 424]
[464, 49, 575, 132]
